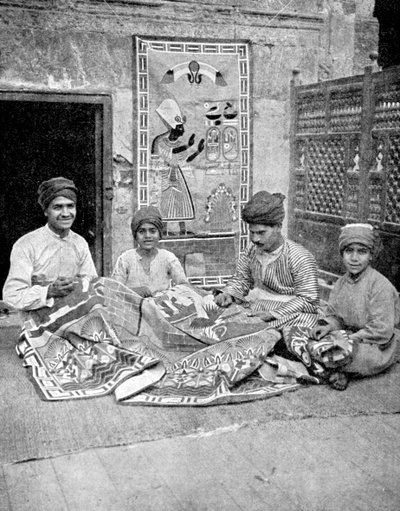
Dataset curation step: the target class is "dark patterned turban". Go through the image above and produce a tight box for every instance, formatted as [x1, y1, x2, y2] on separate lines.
[339, 223, 375, 252]
[38, 177, 77, 210]
[242, 191, 286, 226]
[131, 206, 163, 238]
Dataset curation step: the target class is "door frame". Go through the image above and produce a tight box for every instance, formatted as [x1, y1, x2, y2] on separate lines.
[0, 90, 113, 276]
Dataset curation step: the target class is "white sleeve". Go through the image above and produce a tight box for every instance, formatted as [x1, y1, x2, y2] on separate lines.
[168, 253, 188, 285]
[111, 254, 129, 284]
[79, 242, 98, 278]
[2, 242, 54, 310]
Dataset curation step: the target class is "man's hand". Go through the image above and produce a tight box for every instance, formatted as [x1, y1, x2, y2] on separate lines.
[133, 286, 153, 298]
[214, 292, 233, 307]
[47, 277, 76, 298]
[247, 310, 276, 322]
[311, 324, 331, 340]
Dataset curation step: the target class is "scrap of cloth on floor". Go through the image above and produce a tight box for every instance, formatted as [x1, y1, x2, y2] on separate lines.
[16, 278, 315, 405]
[282, 326, 354, 382]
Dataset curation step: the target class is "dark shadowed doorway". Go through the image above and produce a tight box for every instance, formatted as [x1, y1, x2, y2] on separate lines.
[0, 92, 112, 291]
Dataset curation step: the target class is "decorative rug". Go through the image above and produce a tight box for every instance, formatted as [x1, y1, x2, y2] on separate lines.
[18, 278, 162, 401]
[15, 278, 312, 405]
[2, 319, 400, 464]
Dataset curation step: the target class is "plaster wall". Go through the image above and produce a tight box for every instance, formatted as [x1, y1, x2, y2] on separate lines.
[0, 0, 378, 271]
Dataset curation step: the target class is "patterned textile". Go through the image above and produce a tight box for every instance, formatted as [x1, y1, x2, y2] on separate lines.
[258, 355, 319, 385]
[283, 326, 354, 382]
[136, 37, 251, 252]
[18, 279, 313, 404]
[125, 285, 306, 405]
[150, 285, 274, 346]
[18, 278, 161, 401]
[309, 330, 353, 369]
[121, 334, 304, 407]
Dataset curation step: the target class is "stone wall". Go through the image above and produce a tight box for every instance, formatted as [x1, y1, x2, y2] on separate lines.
[0, 0, 378, 273]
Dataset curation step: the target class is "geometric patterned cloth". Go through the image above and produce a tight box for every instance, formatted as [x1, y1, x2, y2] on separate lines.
[17, 278, 312, 405]
[121, 336, 293, 406]
[282, 325, 354, 382]
[17, 278, 160, 401]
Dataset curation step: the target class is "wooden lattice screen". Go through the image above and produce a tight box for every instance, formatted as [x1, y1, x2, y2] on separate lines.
[288, 65, 400, 290]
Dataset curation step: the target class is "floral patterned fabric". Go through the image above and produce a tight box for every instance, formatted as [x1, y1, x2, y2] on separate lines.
[17, 279, 313, 404]
[282, 326, 354, 382]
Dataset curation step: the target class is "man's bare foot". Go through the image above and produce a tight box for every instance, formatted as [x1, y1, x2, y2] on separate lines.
[328, 371, 348, 391]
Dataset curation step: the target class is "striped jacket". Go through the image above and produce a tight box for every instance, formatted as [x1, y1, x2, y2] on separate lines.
[225, 238, 319, 328]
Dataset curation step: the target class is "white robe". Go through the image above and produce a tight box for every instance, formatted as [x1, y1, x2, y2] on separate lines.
[112, 248, 187, 295]
[3, 225, 97, 310]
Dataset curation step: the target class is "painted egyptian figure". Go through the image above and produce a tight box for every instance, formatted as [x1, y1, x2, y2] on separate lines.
[151, 99, 204, 236]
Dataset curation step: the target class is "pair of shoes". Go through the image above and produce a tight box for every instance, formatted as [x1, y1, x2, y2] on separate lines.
[328, 371, 349, 391]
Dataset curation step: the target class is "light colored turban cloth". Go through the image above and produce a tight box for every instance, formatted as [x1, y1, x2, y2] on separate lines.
[338, 223, 375, 252]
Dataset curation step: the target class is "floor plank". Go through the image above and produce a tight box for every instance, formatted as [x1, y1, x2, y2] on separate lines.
[287, 418, 400, 510]
[51, 450, 128, 511]
[224, 417, 400, 511]
[382, 414, 400, 433]
[352, 415, 400, 458]
[298, 415, 400, 497]
[96, 444, 183, 511]
[2, 414, 400, 511]
[3, 459, 68, 511]
[141, 438, 243, 511]
[181, 430, 302, 511]
[0, 466, 11, 511]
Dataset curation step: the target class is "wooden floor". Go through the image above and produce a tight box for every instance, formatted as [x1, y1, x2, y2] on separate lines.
[1, 413, 400, 511]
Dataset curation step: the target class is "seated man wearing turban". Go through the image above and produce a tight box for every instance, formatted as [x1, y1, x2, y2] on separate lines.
[112, 205, 188, 297]
[3, 177, 97, 311]
[215, 191, 319, 330]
